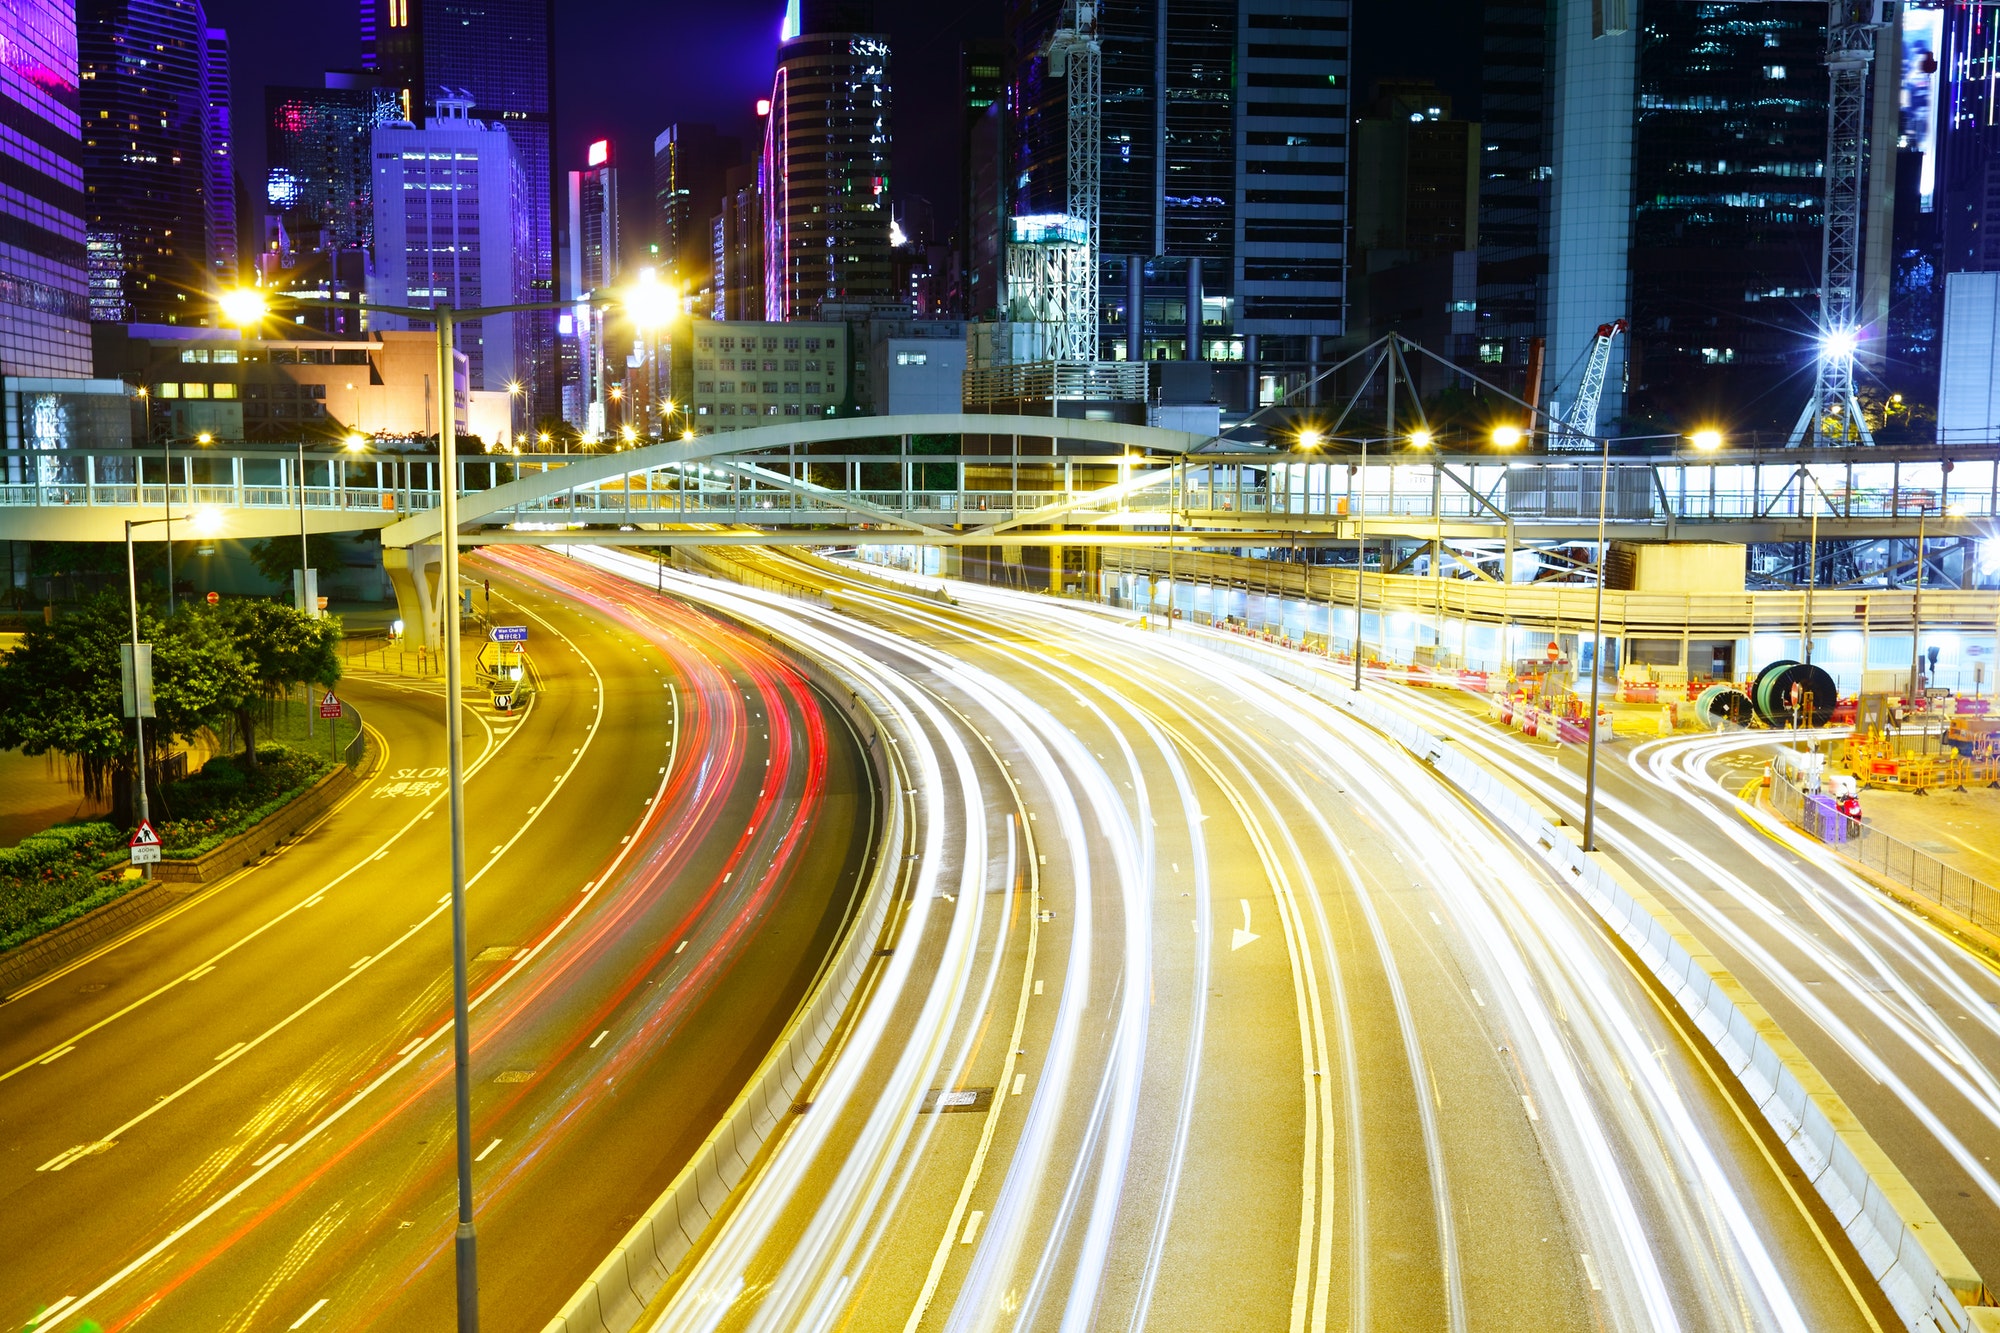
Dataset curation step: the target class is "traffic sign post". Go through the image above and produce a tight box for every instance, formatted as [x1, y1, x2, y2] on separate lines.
[129, 819, 161, 867]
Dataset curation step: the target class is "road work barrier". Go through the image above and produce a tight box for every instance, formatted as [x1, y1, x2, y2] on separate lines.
[538, 569, 906, 1333]
[1163, 617, 1997, 1333]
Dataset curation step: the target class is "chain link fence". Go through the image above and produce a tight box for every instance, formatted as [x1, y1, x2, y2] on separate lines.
[1770, 769, 2000, 935]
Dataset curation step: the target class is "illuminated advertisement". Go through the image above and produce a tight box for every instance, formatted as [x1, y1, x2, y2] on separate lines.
[1902, 6, 1942, 210]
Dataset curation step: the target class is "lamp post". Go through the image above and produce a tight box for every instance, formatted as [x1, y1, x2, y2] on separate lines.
[1581, 424, 1613, 853]
[1910, 501, 1930, 711]
[219, 283, 628, 1333]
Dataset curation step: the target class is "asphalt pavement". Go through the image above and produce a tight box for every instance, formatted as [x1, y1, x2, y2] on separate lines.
[0, 550, 871, 1333]
[553, 546, 1889, 1333]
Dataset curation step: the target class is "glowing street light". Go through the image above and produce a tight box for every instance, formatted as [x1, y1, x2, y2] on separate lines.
[1410, 428, 1434, 448]
[1690, 428, 1723, 451]
[1492, 425, 1523, 448]
[1820, 326, 1860, 362]
[344, 433, 368, 452]
[218, 287, 268, 328]
[1296, 428, 1325, 450]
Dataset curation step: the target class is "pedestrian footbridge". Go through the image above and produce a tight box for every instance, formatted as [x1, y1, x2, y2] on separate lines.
[4, 414, 1993, 553]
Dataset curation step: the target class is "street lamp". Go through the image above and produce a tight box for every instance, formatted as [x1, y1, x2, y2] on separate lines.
[1690, 428, 1723, 452]
[125, 507, 222, 827]
[216, 279, 646, 1333]
[1492, 424, 1524, 448]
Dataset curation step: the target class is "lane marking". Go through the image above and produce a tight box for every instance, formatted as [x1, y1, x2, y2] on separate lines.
[960, 1210, 985, 1246]
[1012, 1072, 1025, 1096]
[288, 1297, 329, 1328]
[1521, 1094, 1539, 1122]
[1230, 898, 1261, 951]
[252, 1142, 289, 1168]
[40, 1046, 75, 1065]
[215, 1042, 245, 1062]
[475, 1138, 501, 1163]
[590, 1030, 609, 1049]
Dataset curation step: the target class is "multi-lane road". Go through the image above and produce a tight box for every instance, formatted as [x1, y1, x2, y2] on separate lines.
[1377, 681, 2000, 1284]
[543, 545, 1896, 1333]
[10, 535, 1989, 1333]
[0, 553, 872, 1332]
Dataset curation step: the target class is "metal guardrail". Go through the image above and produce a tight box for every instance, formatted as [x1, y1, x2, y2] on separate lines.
[1769, 769, 2000, 938]
[341, 698, 365, 769]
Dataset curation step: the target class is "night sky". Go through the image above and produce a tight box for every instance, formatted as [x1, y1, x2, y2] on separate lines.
[200, 0, 1477, 263]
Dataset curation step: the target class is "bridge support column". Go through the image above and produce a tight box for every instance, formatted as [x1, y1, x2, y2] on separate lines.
[384, 542, 441, 650]
[937, 545, 962, 579]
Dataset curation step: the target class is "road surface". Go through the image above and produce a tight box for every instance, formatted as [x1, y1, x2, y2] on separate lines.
[553, 546, 1890, 1333]
[0, 552, 871, 1332]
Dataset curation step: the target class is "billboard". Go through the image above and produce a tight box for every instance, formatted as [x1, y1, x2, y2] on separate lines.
[1903, 6, 1943, 211]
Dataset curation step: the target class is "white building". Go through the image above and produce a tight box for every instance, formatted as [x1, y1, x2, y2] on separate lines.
[369, 94, 532, 404]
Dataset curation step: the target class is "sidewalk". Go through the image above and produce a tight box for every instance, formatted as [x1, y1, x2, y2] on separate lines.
[1848, 782, 2000, 893]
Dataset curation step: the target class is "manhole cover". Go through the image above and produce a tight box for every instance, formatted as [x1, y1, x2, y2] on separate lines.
[921, 1087, 993, 1114]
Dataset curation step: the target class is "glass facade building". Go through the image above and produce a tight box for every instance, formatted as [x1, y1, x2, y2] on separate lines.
[1627, 2, 1831, 431]
[1005, 0, 1350, 365]
[0, 0, 92, 377]
[79, 0, 222, 325]
[762, 6, 896, 320]
[265, 79, 401, 254]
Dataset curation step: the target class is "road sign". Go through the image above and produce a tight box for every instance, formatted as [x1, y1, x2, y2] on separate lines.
[206, 590, 219, 606]
[129, 819, 161, 866]
[1546, 641, 1561, 662]
[491, 625, 529, 643]
[120, 643, 155, 719]
[319, 690, 342, 719]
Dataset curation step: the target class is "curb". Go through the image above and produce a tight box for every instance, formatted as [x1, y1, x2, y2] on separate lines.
[1172, 622, 1996, 1333]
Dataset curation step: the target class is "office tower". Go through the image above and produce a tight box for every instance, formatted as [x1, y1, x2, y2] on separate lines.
[1, 0, 92, 377]
[567, 140, 618, 437]
[265, 76, 401, 255]
[79, 0, 223, 325]
[369, 95, 532, 394]
[202, 27, 236, 288]
[1005, 1, 1349, 374]
[655, 123, 740, 298]
[960, 39, 1006, 319]
[361, 0, 559, 413]
[1352, 82, 1479, 362]
[715, 162, 764, 322]
[1474, 0, 1552, 385]
[762, 0, 897, 320]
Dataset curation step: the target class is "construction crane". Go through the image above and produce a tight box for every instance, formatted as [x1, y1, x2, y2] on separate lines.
[1043, 2, 1100, 362]
[1787, 0, 1886, 447]
[1553, 319, 1627, 449]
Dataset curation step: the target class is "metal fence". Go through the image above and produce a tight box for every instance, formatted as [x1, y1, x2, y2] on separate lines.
[1769, 769, 2000, 935]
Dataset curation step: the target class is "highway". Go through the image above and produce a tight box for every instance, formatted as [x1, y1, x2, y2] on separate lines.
[551, 545, 1892, 1333]
[0, 552, 873, 1332]
[1369, 681, 2000, 1284]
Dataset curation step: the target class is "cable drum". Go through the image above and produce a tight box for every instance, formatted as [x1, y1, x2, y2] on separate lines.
[1695, 684, 1757, 729]
[1753, 661, 1838, 728]
[1749, 660, 1799, 720]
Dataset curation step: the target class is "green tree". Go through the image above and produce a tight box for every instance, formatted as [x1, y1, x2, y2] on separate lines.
[218, 599, 342, 769]
[247, 533, 347, 593]
[0, 594, 253, 823]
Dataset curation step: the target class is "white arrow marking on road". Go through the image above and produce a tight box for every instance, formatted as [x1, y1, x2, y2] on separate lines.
[1231, 899, 1260, 951]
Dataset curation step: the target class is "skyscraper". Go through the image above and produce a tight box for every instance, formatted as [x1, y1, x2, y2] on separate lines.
[361, 0, 559, 411]
[202, 27, 236, 288]
[960, 39, 1006, 319]
[265, 76, 401, 255]
[79, 0, 224, 325]
[654, 123, 739, 300]
[714, 162, 764, 322]
[762, 1, 897, 320]
[1, 0, 92, 377]
[1004, 1, 1350, 372]
[369, 95, 532, 394]
[567, 140, 618, 436]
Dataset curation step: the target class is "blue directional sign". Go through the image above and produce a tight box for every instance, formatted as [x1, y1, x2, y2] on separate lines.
[491, 625, 529, 643]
